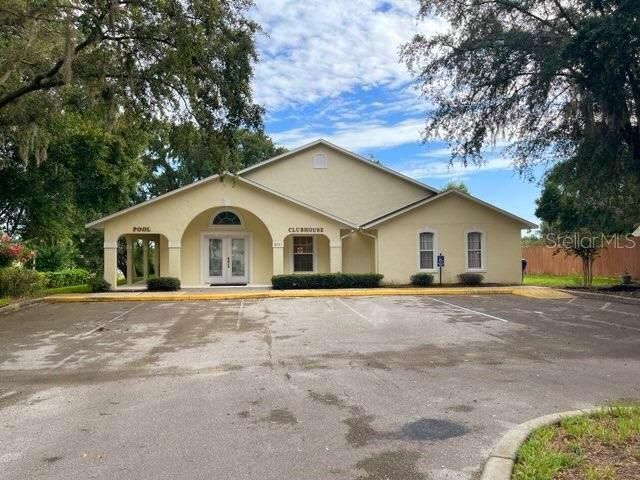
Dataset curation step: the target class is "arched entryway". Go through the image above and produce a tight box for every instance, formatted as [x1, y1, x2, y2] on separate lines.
[180, 207, 273, 286]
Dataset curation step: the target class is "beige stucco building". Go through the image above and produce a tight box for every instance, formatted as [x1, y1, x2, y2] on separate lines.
[86, 139, 536, 288]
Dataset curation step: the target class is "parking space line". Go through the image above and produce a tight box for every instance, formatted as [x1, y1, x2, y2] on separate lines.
[236, 300, 244, 330]
[77, 303, 145, 338]
[427, 297, 509, 323]
[574, 299, 640, 318]
[335, 298, 367, 320]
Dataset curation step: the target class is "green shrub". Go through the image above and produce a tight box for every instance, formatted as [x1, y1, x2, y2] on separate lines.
[88, 273, 111, 293]
[0, 267, 45, 297]
[34, 240, 77, 272]
[43, 268, 90, 288]
[147, 277, 181, 291]
[410, 272, 434, 286]
[271, 273, 384, 290]
[457, 272, 484, 285]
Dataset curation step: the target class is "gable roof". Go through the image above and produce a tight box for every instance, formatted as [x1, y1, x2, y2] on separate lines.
[86, 139, 438, 229]
[86, 174, 358, 229]
[239, 138, 440, 194]
[361, 189, 538, 229]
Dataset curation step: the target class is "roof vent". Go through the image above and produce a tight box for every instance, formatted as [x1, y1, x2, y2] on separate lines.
[313, 152, 328, 169]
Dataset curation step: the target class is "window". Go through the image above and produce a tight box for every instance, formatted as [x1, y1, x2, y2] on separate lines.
[212, 211, 241, 226]
[313, 152, 328, 169]
[467, 231, 483, 270]
[293, 236, 314, 272]
[419, 232, 435, 269]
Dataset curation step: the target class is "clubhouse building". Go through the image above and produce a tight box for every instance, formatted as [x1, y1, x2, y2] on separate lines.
[87, 139, 536, 288]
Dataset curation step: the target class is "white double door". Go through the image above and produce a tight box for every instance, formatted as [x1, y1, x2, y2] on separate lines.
[204, 234, 249, 285]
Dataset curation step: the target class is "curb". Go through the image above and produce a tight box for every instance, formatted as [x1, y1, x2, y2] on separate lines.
[43, 286, 572, 304]
[557, 288, 640, 306]
[0, 297, 44, 317]
[480, 408, 599, 480]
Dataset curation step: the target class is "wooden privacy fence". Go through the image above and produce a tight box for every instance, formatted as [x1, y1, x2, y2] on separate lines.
[522, 240, 640, 278]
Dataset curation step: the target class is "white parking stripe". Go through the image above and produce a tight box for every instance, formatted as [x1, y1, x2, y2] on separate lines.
[77, 303, 145, 338]
[336, 298, 367, 320]
[601, 302, 611, 310]
[236, 300, 244, 330]
[427, 297, 509, 323]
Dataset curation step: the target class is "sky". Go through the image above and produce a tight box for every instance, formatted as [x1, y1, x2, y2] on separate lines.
[250, 0, 543, 226]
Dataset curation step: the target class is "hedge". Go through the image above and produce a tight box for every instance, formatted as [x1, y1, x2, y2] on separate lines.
[271, 273, 384, 290]
[43, 268, 90, 288]
[410, 272, 434, 286]
[89, 274, 111, 293]
[147, 277, 181, 291]
[457, 272, 484, 285]
[0, 267, 45, 297]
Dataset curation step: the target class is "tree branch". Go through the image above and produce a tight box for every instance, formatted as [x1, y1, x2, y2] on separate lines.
[0, 3, 112, 109]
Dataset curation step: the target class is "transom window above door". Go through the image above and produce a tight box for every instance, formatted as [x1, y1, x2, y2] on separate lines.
[212, 211, 241, 226]
[293, 236, 314, 272]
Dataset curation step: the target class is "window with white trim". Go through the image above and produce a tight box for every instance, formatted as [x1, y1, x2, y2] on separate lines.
[419, 232, 435, 269]
[467, 231, 483, 269]
[293, 236, 314, 272]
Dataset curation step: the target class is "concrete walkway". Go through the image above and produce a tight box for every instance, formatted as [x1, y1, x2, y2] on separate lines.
[45, 286, 571, 303]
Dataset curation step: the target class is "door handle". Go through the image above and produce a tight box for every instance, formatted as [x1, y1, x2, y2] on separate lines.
[227, 257, 230, 268]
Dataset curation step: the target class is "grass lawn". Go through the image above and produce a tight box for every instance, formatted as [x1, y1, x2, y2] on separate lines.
[0, 284, 91, 309]
[524, 274, 620, 288]
[42, 284, 92, 295]
[513, 402, 640, 480]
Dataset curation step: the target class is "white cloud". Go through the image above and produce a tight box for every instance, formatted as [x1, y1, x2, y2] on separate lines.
[251, 0, 445, 112]
[270, 117, 426, 150]
[398, 156, 514, 180]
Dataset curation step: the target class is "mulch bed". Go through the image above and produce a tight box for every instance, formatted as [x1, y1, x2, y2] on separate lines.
[565, 283, 640, 299]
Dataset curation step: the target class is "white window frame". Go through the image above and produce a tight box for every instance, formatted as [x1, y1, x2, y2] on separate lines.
[416, 228, 438, 272]
[289, 235, 318, 273]
[464, 229, 487, 272]
[209, 208, 244, 230]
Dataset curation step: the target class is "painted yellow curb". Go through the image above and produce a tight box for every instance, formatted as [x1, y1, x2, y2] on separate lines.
[44, 286, 571, 303]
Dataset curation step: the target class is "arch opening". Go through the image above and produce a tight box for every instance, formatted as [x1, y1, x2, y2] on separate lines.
[181, 206, 273, 286]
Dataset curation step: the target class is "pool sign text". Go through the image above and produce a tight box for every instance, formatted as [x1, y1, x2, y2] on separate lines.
[132, 226, 151, 233]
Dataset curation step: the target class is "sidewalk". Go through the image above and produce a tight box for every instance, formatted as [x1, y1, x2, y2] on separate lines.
[44, 286, 571, 303]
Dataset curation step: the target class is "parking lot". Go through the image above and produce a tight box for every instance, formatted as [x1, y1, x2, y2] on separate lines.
[1, 294, 639, 480]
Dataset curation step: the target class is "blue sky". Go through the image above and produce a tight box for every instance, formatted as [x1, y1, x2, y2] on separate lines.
[250, 0, 542, 226]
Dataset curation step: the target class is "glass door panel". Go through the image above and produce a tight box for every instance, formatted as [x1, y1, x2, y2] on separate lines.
[208, 238, 224, 281]
[231, 239, 246, 277]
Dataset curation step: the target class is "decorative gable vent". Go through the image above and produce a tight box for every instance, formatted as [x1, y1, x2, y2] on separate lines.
[313, 152, 328, 169]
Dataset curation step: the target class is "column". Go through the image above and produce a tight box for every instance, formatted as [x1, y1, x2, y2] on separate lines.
[151, 236, 159, 277]
[329, 239, 342, 273]
[272, 240, 284, 276]
[142, 240, 149, 280]
[168, 241, 181, 279]
[159, 236, 170, 277]
[103, 241, 118, 290]
[126, 236, 134, 284]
